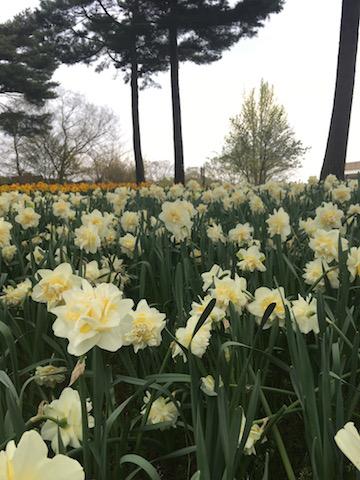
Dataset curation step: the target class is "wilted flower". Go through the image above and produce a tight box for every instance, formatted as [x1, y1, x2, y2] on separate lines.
[35, 365, 67, 388]
[239, 413, 267, 455]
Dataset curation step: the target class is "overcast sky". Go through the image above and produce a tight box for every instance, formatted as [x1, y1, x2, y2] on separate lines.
[2, 0, 359, 180]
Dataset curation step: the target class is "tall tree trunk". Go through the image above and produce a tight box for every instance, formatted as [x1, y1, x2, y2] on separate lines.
[130, 49, 145, 184]
[170, 0, 185, 184]
[13, 135, 22, 176]
[320, 0, 360, 180]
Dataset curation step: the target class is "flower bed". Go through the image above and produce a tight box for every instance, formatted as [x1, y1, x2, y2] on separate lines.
[0, 175, 359, 479]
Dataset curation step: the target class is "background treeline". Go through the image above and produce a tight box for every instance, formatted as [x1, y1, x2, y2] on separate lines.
[0, 0, 359, 183]
[0, 0, 284, 183]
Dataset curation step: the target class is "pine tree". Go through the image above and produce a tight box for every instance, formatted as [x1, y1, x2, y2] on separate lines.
[36, 0, 170, 184]
[0, 10, 58, 160]
[0, 11, 58, 105]
[35, 0, 284, 184]
[146, 0, 284, 183]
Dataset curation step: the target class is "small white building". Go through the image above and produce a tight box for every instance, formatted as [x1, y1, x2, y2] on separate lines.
[345, 161, 360, 179]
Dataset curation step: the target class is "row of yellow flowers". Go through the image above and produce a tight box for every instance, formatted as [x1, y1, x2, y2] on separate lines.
[0, 181, 148, 193]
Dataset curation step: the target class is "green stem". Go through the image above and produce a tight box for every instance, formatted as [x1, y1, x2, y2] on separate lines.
[250, 367, 296, 480]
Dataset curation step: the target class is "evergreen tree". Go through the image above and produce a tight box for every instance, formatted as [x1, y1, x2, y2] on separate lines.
[36, 0, 170, 183]
[35, 0, 283, 184]
[146, 0, 284, 183]
[320, 0, 360, 180]
[0, 11, 58, 105]
[0, 10, 58, 160]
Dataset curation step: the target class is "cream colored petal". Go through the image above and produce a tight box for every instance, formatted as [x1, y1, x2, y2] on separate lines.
[37, 455, 84, 480]
[12, 430, 48, 475]
[335, 422, 360, 470]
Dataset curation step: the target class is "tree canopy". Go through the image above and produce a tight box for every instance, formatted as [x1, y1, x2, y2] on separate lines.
[211, 80, 307, 185]
[34, 0, 284, 183]
[0, 11, 58, 105]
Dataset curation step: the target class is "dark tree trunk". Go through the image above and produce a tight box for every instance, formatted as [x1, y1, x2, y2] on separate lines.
[58, 157, 66, 183]
[170, 0, 185, 184]
[13, 135, 22, 176]
[320, 0, 360, 180]
[130, 51, 145, 184]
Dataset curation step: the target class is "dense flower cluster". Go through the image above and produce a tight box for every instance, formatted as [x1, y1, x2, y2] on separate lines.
[1, 175, 360, 477]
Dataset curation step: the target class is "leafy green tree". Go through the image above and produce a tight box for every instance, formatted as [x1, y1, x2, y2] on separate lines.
[0, 11, 58, 105]
[212, 80, 306, 185]
[320, 0, 360, 180]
